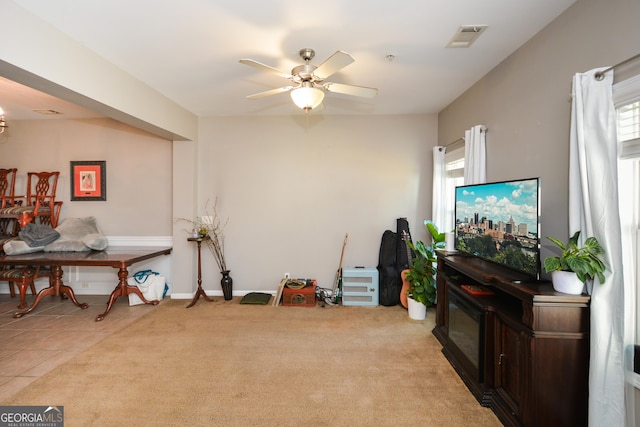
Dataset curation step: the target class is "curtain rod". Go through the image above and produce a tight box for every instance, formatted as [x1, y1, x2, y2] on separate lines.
[595, 52, 640, 80]
[438, 137, 465, 152]
[439, 126, 488, 151]
[445, 137, 464, 147]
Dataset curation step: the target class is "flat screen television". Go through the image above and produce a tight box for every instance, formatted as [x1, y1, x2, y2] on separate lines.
[454, 177, 541, 280]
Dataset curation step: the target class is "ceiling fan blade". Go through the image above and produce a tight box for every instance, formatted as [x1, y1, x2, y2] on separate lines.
[324, 82, 378, 98]
[246, 86, 294, 100]
[239, 59, 291, 79]
[314, 50, 355, 80]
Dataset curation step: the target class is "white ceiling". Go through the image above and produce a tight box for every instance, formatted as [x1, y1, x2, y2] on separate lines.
[2, 0, 576, 119]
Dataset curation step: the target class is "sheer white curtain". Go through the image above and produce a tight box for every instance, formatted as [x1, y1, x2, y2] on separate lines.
[464, 125, 486, 184]
[432, 146, 447, 231]
[570, 68, 631, 426]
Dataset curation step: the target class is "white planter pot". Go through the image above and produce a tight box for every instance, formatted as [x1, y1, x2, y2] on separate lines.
[551, 271, 585, 295]
[407, 296, 427, 320]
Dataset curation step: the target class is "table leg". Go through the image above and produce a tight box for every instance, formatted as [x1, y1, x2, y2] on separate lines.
[186, 286, 213, 308]
[186, 239, 214, 308]
[96, 266, 159, 321]
[14, 266, 89, 318]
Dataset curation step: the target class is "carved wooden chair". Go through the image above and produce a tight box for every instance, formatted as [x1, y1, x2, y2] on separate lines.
[0, 265, 47, 309]
[0, 168, 17, 206]
[0, 170, 54, 308]
[0, 235, 39, 309]
[0, 168, 19, 235]
[0, 171, 62, 232]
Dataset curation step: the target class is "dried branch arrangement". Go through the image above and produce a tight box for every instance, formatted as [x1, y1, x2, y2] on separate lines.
[176, 198, 229, 272]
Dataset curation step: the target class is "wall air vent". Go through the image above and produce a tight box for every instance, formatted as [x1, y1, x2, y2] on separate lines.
[446, 25, 488, 48]
[32, 109, 62, 115]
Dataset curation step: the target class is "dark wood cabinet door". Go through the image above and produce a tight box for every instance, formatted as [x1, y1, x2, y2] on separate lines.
[494, 317, 523, 420]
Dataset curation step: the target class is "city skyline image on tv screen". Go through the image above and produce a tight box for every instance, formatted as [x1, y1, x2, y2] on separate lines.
[455, 177, 540, 279]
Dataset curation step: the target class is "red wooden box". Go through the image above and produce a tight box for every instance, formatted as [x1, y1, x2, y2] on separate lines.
[282, 284, 316, 307]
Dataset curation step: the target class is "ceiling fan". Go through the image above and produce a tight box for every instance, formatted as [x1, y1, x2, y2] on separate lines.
[239, 48, 378, 113]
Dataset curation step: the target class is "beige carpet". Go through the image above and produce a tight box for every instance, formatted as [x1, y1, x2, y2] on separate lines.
[2, 298, 501, 426]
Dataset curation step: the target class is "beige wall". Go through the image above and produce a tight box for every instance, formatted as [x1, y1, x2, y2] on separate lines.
[0, 118, 172, 236]
[196, 114, 437, 291]
[438, 0, 640, 269]
[0, 114, 437, 295]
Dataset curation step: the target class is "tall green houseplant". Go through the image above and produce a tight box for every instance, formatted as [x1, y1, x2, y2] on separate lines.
[424, 219, 446, 250]
[405, 240, 437, 306]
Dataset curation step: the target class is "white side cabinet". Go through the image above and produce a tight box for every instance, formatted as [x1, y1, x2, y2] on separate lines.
[341, 267, 378, 306]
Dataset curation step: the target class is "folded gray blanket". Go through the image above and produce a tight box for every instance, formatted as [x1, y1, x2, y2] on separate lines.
[18, 223, 60, 247]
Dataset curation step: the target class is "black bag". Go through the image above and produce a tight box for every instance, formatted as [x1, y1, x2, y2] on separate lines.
[378, 218, 415, 307]
[378, 229, 401, 306]
[396, 217, 413, 271]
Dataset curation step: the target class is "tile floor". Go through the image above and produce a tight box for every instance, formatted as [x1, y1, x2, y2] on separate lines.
[0, 292, 159, 402]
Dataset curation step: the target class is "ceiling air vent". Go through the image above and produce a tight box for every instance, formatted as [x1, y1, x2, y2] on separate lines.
[32, 109, 62, 115]
[446, 25, 488, 48]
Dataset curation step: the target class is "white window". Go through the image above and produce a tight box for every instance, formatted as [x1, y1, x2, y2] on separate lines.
[619, 100, 640, 159]
[443, 147, 465, 232]
[614, 75, 640, 347]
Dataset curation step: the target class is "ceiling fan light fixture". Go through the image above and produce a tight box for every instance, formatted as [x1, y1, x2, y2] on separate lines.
[290, 82, 324, 113]
[241, 48, 376, 113]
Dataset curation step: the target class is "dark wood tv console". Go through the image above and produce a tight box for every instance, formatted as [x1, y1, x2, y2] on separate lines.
[434, 251, 590, 427]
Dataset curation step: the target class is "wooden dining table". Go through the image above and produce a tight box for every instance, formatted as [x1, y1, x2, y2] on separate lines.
[0, 246, 172, 321]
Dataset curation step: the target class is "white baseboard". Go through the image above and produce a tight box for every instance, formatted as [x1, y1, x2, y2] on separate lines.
[0, 275, 173, 296]
[107, 236, 172, 246]
[1, 285, 276, 300]
[170, 290, 276, 300]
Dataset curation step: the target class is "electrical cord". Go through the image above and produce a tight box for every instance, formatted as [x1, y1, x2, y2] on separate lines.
[315, 287, 338, 307]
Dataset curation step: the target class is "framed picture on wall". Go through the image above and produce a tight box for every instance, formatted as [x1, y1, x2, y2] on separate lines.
[70, 160, 106, 201]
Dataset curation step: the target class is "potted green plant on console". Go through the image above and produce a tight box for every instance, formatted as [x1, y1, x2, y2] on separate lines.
[405, 239, 437, 320]
[543, 230, 606, 295]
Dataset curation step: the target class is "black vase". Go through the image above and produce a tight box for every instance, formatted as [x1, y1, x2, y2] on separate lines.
[220, 270, 233, 300]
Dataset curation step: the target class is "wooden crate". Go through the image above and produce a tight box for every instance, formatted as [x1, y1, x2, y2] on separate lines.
[282, 284, 316, 307]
